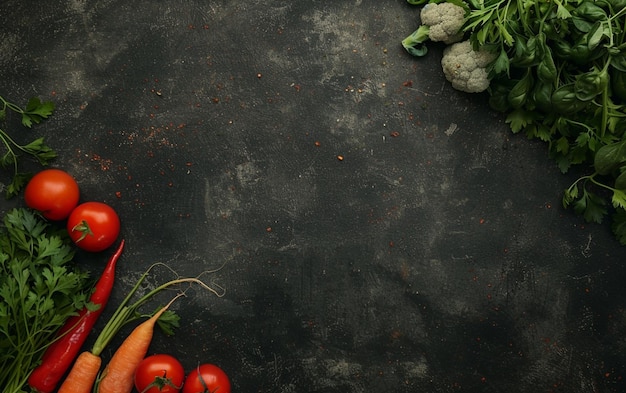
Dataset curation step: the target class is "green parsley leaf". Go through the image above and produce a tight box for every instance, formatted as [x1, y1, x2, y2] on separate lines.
[573, 189, 607, 223]
[612, 189, 626, 210]
[22, 97, 55, 128]
[0, 94, 57, 198]
[0, 208, 91, 393]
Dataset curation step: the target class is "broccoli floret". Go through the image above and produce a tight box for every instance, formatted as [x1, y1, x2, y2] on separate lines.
[440, 40, 496, 93]
[402, 2, 466, 57]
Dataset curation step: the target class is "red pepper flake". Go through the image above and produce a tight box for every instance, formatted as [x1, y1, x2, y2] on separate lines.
[337, 155, 344, 161]
[390, 131, 400, 137]
[402, 80, 413, 87]
[266, 227, 272, 232]
[203, 24, 209, 30]
[479, 218, 485, 224]
[115, 191, 122, 198]
[314, 141, 321, 147]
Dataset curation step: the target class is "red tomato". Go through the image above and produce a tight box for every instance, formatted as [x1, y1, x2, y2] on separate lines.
[67, 201, 120, 252]
[24, 169, 79, 220]
[134, 354, 185, 393]
[182, 364, 231, 393]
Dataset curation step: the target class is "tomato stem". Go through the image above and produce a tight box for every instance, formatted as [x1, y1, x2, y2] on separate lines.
[72, 220, 94, 242]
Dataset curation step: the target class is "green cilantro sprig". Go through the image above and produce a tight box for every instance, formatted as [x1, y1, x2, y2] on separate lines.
[0, 95, 57, 198]
[0, 208, 92, 393]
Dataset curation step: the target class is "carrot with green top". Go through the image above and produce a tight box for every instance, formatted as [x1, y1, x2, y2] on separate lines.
[57, 263, 225, 393]
[97, 294, 182, 393]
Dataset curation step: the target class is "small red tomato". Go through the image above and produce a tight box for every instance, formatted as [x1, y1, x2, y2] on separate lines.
[134, 354, 185, 393]
[67, 201, 120, 252]
[24, 169, 80, 220]
[182, 364, 231, 393]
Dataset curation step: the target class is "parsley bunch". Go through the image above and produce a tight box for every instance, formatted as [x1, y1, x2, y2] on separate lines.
[462, 0, 626, 243]
[0, 208, 92, 393]
[406, 0, 626, 243]
[0, 95, 57, 198]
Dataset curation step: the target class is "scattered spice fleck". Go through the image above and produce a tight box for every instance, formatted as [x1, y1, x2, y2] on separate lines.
[266, 227, 272, 232]
[257, 73, 262, 79]
[337, 155, 344, 161]
[390, 131, 400, 137]
[115, 191, 122, 198]
[314, 141, 321, 147]
[479, 218, 486, 224]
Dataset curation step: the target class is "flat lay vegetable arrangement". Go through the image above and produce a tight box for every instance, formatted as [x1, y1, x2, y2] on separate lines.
[0, 97, 230, 392]
[1, 1, 626, 391]
[403, 0, 626, 244]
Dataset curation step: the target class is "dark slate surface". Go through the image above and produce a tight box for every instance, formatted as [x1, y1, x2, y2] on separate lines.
[1, 1, 625, 392]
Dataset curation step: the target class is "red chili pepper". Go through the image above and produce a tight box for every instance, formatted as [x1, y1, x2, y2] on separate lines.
[27, 240, 125, 393]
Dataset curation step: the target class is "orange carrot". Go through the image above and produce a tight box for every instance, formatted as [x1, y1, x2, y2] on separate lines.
[57, 352, 102, 393]
[56, 265, 224, 393]
[97, 295, 181, 393]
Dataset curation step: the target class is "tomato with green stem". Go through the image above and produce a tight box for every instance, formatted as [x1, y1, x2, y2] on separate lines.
[67, 201, 120, 252]
[134, 354, 185, 393]
[24, 168, 79, 220]
[182, 364, 231, 393]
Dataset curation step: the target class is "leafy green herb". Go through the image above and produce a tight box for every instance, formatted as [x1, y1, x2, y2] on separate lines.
[0, 95, 57, 198]
[0, 208, 92, 393]
[405, 0, 626, 243]
[465, 0, 626, 242]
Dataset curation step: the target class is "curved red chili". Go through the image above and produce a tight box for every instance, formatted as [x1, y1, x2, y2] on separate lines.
[27, 239, 125, 393]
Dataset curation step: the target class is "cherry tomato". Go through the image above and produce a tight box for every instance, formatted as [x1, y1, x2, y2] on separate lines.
[134, 354, 185, 393]
[24, 169, 79, 221]
[182, 364, 231, 393]
[67, 201, 120, 252]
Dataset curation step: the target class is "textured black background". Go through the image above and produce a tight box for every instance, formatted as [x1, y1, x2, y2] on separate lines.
[2, 1, 626, 392]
